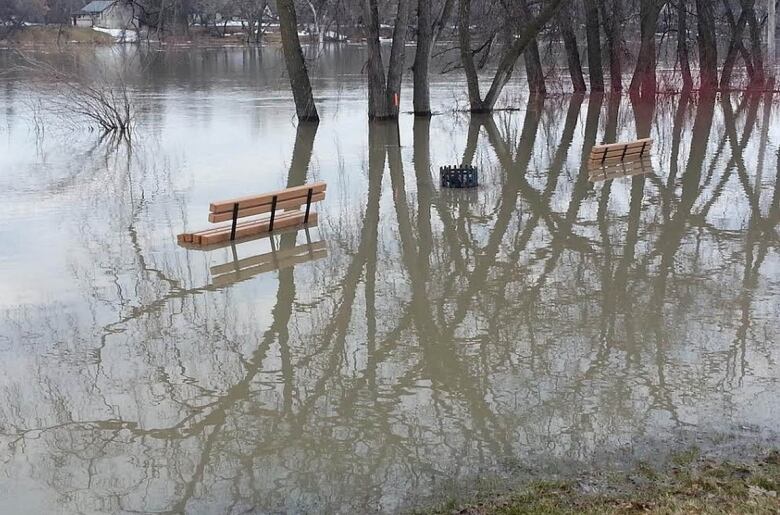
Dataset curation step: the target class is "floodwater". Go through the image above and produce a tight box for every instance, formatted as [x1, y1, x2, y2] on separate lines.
[0, 45, 779, 514]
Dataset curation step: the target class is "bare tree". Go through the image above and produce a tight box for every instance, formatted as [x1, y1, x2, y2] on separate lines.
[583, 0, 603, 92]
[598, 0, 623, 92]
[719, 0, 751, 90]
[629, 0, 665, 96]
[413, 0, 455, 116]
[767, 0, 776, 84]
[519, 0, 547, 95]
[364, 0, 412, 119]
[302, 0, 332, 46]
[746, 0, 765, 87]
[17, 53, 134, 139]
[695, 0, 718, 90]
[278, 0, 319, 122]
[558, 5, 586, 92]
[458, 0, 565, 113]
[677, 0, 694, 92]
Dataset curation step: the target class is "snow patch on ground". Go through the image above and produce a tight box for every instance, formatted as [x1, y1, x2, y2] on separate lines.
[92, 27, 138, 43]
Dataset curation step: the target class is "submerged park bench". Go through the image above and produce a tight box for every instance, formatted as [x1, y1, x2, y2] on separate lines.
[588, 138, 653, 167]
[177, 182, 326, 247]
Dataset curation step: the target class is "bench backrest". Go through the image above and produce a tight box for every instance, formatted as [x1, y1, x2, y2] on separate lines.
[208, 182, 327, 223]
[588, 138, 653, 165]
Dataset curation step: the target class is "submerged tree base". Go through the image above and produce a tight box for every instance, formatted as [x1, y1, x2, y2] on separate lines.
[420, 450, 780, 514]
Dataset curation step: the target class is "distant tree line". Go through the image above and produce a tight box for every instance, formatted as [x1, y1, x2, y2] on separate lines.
[2, 0, 778, 122]
[244, 0, 780, 121]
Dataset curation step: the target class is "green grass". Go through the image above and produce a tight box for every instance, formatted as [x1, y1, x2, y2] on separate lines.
[419, 451, 780, 514]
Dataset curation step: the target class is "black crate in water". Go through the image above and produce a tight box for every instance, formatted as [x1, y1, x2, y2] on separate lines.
[440, 165, 479, 188]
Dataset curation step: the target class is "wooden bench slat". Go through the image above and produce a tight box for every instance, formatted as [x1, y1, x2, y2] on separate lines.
[589, 148, 652, 164]
[208, 191, 326, 223]
[588, 138, 653, 155]
[196, 211, 304, 245]
[198, 211, 318, 246]
[588, 149, 652, 165]
[590, 141, 653, 155]
[178, 216, 274, 245]
[589, 142, 654, 160]
[209, 182, 327, 214]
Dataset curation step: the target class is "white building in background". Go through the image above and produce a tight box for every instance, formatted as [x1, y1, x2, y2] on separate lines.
[72, 1, 138, 31]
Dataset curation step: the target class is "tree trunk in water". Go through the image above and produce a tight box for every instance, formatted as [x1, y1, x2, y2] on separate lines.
[524, 41, 547, 95]
[746, 1, 765, 87]
[677, 0, 694, 92]
[413, 0, 433, 115]
[520, 0, 547, 95]
[414, 0, 455, 116]
[156, 0, 166, 41]
[432, 0, 456, 46]
[364, 0, 389, 118]
[559, 7, 587, 92]
[720, 1, 750, 91]
[278, 0, 319, 122]
[629, 1, 661, 97]
[385, 0, 412, 118]
[767, 0, 776, 84]
[695, 0, 718, 90]
[459, 0, 564, 112]
[583, 0, 604, 92]
[599, 0, 623, 92]
[481, 0, 565, 109]
[365, 0, 412, 119]
[458, 0, 488, 111]
[246, 19, 255, 44]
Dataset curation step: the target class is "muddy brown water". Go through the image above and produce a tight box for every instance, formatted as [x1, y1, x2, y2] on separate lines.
[0, 45, 779, 514]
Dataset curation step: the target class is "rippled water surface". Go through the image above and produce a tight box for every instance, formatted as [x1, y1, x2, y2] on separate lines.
[0, 46, 779, 514]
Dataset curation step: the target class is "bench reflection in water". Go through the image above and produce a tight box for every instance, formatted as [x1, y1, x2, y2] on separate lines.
[588, 157, 654, 183]
[207, 226, 327, 287]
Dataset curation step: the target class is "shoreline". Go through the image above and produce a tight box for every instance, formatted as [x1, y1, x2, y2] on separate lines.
[418, 448, 780, 514]
[0, 25, 347, 48]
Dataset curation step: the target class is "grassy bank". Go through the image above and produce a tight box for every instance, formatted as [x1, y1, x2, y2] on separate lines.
[0, 25, 293, 47]
[421, 450, 780, 514]
[1, 26, 115, 46]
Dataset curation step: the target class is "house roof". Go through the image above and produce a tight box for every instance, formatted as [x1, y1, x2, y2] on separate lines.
[77, 1, 114, 14]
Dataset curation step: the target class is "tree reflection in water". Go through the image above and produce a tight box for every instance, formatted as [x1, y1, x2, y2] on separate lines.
[1, 94, 780, 513]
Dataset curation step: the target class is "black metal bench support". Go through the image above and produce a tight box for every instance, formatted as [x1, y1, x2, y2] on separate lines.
[230, 202, 239, 241]
[268, 195, 278, 232]
[229, 189, 314, 243]
[304, 187, 313, 223]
